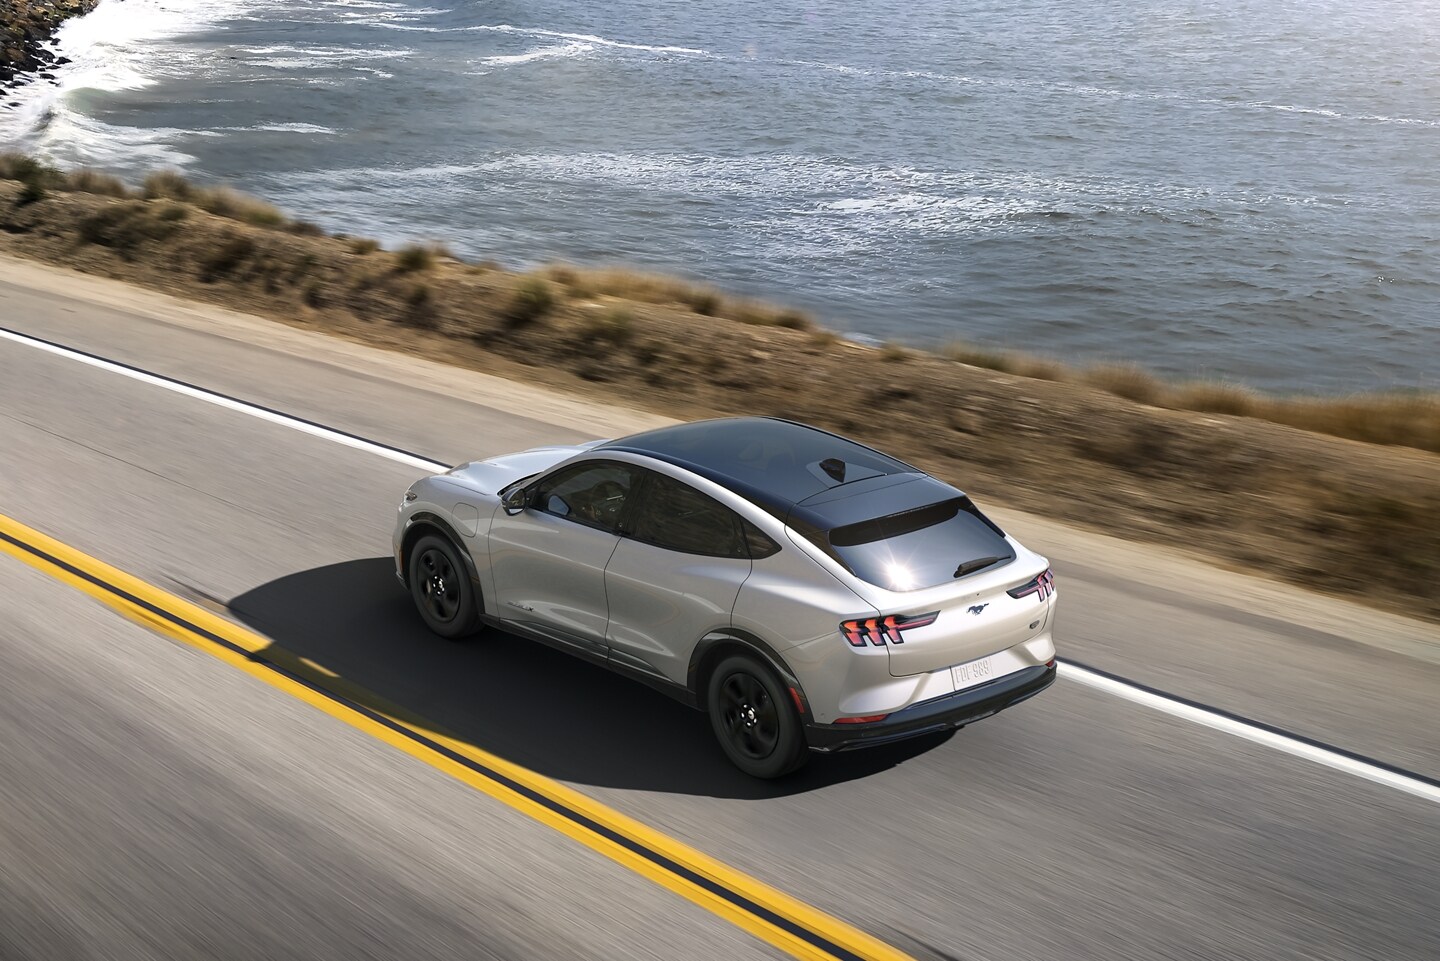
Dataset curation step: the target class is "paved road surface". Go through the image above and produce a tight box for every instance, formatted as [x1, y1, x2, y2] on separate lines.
[1, 257, 1436, 960]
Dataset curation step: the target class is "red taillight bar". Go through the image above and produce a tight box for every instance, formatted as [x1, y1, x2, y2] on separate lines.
[1007, 568, 1055, 602]
[840, 611, 938, 647]
[834, 714, 889, 724]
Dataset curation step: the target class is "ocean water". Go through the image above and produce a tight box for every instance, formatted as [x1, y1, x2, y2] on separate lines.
[3, 0, 1438, 393]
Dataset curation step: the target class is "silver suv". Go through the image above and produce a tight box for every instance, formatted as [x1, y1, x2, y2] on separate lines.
[394, 418, 1057, 777]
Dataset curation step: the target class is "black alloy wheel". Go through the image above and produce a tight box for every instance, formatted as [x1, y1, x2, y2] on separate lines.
[407, 534, 480, 639]
[706, 654, 808, 778]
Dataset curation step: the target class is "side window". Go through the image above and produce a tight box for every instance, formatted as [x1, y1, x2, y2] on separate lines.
[741, 520, 781, 559]
[532, 461, 637, 532]
[629, 473, 748, 558]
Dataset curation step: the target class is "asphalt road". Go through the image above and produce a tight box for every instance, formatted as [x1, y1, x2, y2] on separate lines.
[1, 258, 1437, 960]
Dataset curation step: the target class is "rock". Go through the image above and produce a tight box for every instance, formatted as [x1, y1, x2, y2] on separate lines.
[2, 0, 98, 89]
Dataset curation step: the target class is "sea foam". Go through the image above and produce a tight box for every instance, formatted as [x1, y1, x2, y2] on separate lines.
[1, 0, 277, 166]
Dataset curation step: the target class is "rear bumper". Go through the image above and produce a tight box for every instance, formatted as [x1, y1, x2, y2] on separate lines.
[804, 662, 1056, 753]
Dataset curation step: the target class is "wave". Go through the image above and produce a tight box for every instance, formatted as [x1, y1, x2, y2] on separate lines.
[286, 152, 1321, 244]
[241, 43, 413, 71]
[767, 57, 1440, 129]
[473, 40, 595, 69]
[378, 20, 708, 56]
[0, 0, 278, 166]
[208, 122, 341, 135]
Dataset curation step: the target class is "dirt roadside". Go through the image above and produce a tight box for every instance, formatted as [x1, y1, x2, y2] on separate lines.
[1, 177, 1436, 622]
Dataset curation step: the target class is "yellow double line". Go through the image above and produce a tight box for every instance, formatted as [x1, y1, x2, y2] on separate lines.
[0, 513, 915, 961]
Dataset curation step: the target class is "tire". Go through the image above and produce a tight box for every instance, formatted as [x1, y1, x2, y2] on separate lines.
[706, 654, 808, 778]
[407, 534, 481, 639]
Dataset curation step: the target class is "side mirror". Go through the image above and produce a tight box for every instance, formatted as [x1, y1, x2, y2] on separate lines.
[501, 486, 529, 515]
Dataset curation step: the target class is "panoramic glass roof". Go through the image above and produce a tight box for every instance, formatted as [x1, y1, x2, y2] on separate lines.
[599, 417, 916, 507]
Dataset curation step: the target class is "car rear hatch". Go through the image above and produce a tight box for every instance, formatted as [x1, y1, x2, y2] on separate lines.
[791, 476, 1053, 677]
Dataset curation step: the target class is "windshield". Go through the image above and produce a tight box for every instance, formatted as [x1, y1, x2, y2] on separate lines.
[822, 498, 1015, 592]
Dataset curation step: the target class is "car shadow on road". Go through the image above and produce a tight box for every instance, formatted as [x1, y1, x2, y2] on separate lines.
[228, 557, 953, 800]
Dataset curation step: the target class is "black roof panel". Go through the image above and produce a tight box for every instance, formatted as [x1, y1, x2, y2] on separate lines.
[598, 417, 940, 527]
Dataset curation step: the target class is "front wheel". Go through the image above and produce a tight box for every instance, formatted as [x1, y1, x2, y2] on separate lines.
[706, 654, 808, 778]
[407, 534, 481, 639]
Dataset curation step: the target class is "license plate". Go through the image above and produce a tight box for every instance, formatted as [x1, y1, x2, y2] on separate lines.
[951, 655, 998, 688]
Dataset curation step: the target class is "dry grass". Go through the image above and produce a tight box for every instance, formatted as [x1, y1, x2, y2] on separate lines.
[140, 170, 286, 227]
[195, 186, 286, 227]
[65, 168, 130, 197]
[940, 341, 1070, 382]
[548, 266, 813, 329]
[1169, 380, 1260, 417]
[1259, 392, 1440, 451]
[1082, 364, 1165, 404]
[141, 169, 193, 202]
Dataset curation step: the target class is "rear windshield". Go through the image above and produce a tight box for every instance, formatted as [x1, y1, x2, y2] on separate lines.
[823, 498, 1014, 591]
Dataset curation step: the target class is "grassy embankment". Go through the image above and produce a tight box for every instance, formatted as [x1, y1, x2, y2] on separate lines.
[2, 155, 1437, 620]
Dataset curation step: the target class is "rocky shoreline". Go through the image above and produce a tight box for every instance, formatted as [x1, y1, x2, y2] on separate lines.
[1, 0, 97, 91]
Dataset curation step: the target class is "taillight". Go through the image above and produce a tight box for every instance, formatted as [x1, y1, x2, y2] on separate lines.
[1007, 568, 1055, 602]
[840, 611, 938, 647]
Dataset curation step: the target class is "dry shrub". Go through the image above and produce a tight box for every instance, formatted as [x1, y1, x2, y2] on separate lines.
[1009, 356, 1069, 381]
[349, 237, 381, 255]
[1083, 364, 1164, 404]
[395, 243, 456, 272]
[395, 243, 435, 272]
[682, 287, 721, 316]
[1, 153, 64, 205]
[504, 277, 555, 328]
[771, 309, 813, 330]
[731, 300, 813, 329]
[287, 220, 325, 237]
[1170, 380, 1259, 417]
[152, 202, 189, 222]
[76, 202, 183, 253]
[142, 169, 193, 201]
[0, 152, 62, 187]
[580, 306, 635, 345]
[939, 341, 1018, 373]
[879, 343, 909, 362]
[196, 186, 286, 227]
[66, 169, 130, 198]
[0, 152, 33, 180]
[544, 263, 580, 287]
[198, 233, 257, 280]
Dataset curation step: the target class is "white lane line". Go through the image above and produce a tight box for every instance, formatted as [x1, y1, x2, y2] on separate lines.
[0, 327, 449, 474]
[1059, 662, 1440, 805]
[5, 323, 1439, 805]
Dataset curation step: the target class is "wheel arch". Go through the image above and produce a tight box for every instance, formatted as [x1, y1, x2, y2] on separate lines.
[400, 513, 484, 614]
[688, 630, 810, 721]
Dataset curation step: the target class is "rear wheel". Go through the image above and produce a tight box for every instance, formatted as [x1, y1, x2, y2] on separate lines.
[407, 534, 481, 639]
[706, 654, 808, 778]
